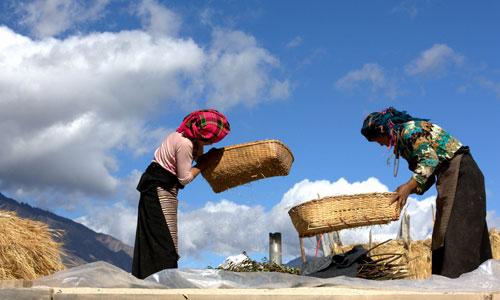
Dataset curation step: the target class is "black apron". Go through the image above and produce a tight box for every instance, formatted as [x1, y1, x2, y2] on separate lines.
[431, 148, 492, 278]
[131, 162, 183, 279]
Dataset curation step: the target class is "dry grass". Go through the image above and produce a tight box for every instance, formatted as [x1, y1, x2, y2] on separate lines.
[336, 229, 499, 280]
[366, 239, 431, 279]
[490, 229, 500, 259]
[357, 240, 412, 280]
[0, 210, 65, 280]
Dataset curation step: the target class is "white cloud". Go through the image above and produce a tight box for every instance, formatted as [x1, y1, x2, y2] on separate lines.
[298, 48, 327, 68]
[78, 177, 393, 256]
[269, 80, 291, 99]
[179, 177, 400, 260]
[391, 0, 419, 18]
[135, 0, 181, 37]
[479, 78, 500, 99]
[78, 176, 498, 264]
[336, 63, 385, 90]
[70, 169, 139, 244]
[18, 0, 109, 38]
[0, 26, 204, 196]
[76, 202, 138, 245]
[180, 200, 268, 258]
[121, 170, 142, 207]
[286, 36, 303, 49]
[335, 63, 400, 99]
[0, 25, 287, 199]
[405, 44, 464, 76]
[2, 113, 120, 195]
[206, 29, 289, 108]
[199, 8, 215, 27]
[124, 126, 172, 157]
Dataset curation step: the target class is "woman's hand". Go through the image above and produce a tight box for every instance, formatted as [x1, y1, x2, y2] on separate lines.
[194, 147, 219, 171]
[190, 150, 211, 179]
[391, 178, 418, 211]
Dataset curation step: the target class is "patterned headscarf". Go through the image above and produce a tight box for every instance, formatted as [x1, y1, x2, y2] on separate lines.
[361, 107, 428, 177]
[361, 107, 427, 144]
[176, 109, 230, 144]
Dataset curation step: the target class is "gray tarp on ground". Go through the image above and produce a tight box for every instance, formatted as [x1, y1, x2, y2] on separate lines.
[33, 261, 164, 289]
[33, 259, 500, 292]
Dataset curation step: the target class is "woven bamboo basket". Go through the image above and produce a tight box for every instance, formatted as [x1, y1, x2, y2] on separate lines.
[201, 139, 294, 193]
[288, 192, 400, 237]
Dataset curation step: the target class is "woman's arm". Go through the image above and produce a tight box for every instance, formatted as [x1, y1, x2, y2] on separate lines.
[192, 140, 204, 161]
[400, 124, 440, 195]
[176, 141, 211, 185]
[392, 124, 439, 209]
[189, 158, 210, 180]
[176, 142, 197, 185]
[410, 140, 439, 195]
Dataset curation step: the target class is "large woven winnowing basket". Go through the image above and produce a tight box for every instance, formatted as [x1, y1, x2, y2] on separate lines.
[201, 140, 294, 193]
[288, 192, 401, 237]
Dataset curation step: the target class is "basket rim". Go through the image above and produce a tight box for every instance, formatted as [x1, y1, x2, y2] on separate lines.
[287, 192, 396, 214]
[219, 139, 294, 161]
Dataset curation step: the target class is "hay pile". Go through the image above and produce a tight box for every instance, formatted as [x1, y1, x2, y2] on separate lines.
[362, 239, 431, 279]
[490, 229, 500, 259]
[336, 229, 499, 280]
[0, 210, 65, 280]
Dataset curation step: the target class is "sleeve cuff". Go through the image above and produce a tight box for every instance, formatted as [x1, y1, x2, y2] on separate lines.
[412, 174, 427, 195]
[412, 173, 437, 195]
[178, 174, 194, 186]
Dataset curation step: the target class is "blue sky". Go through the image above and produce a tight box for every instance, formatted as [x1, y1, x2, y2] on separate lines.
[0, 0, 499, 268]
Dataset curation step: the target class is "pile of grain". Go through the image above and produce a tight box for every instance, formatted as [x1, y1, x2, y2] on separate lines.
[490, 229, 500, 259]
[363, 239, 431, 279]
[337, 229, 499, 279]
[0, 210, 65, 280]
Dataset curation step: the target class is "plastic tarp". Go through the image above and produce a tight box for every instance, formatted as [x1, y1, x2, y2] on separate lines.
[33, 261, 164, 289]
[33, 259, 500, 292]
[301, 245, 368, 278]
[146, 268, 326, 289]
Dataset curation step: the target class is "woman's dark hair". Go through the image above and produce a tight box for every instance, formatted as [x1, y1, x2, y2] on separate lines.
[361, 107, 427, 141]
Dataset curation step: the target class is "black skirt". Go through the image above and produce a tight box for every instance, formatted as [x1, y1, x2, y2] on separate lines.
[131, 162, 183, 279]
[432, 151, 492, 278]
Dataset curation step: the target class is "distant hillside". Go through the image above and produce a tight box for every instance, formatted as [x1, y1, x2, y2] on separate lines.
[0, 192, 133, 272]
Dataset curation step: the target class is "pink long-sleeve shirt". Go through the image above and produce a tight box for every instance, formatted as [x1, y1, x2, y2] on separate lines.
[154, 132, 195, 186]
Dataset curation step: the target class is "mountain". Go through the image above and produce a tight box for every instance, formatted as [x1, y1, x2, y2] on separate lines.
[0, 192, 133, 272]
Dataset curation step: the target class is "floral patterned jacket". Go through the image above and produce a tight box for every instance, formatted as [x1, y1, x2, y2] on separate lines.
[396, 121, 463, 194]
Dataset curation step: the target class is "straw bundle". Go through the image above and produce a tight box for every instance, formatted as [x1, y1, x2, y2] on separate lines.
[365, 240, 431, 279]
[358, 240, 412, 280]
[0, 210, 64, 280]
[363, 230, 500, 279]
[289, 193, 401, 237]
[491, 229, 500, 259]
[336, 229, 500, 280]
[202, 140, 294, 193]
[329, 240, 428, 280]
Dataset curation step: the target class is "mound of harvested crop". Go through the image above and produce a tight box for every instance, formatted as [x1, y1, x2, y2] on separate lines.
[0, 210, 64, 280]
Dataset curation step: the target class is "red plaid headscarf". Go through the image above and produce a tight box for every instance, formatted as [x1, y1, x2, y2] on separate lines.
[176, 109, 230, 144]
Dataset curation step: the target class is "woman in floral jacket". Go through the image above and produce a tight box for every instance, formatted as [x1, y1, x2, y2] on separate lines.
[361, 107, 491, 278]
